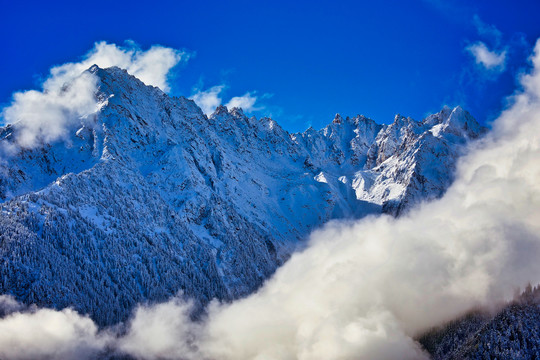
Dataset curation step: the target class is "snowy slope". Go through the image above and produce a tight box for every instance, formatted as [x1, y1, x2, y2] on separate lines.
[0, 66, 485, 325]
[419, 285, 540, 360]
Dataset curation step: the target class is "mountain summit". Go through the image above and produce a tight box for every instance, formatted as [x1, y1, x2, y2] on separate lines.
[0, 66, 485, 325]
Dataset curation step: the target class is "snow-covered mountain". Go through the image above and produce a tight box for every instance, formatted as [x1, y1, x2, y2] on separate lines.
[0, 66, 485, 325]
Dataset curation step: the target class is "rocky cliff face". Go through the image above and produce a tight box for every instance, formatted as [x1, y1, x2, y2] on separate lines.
[0, 66, 485, 325]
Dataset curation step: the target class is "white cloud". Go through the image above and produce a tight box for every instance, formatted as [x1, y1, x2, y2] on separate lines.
[1, 41, 185, 148]
[2, 71, 101, 148]
[3, 39, 540, 359]
[226, 92, 259, 112]
[117, 298, 201, 359]
[466, 16, 508, 75]
[0, 302, 108, 360]
[466, 41, 507, 71]
[191, 86, 264, 115]
[45, 41, 185, 93]
[190, 85, 224, 115]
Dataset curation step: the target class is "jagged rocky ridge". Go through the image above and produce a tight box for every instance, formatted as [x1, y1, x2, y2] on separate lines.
[0, 66, 485, 325]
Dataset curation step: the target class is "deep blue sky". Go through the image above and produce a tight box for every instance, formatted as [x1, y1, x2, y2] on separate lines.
[1, 0, 539, 131]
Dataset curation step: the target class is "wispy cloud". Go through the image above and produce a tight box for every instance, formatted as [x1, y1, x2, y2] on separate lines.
[465, 15, 507, 74]
[190, 85, 266, 115]
[190, 85, 225, 115]
[226, 92, 259, 112]
[466, 41, 507, 72]
[472, 14, 503, 44]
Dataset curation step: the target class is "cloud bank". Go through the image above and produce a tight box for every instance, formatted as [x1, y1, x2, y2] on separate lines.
[1, 42, 185, 148]
[2, 39, 540, 359]
[0, 296, 108, 360]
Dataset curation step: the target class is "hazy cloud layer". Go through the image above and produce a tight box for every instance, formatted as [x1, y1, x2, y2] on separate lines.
[1, 42, 185, 148]
[2, 40, 540, 359]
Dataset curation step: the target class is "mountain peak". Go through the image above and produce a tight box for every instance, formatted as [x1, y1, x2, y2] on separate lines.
[213, 104, 229, 116]
[422, 106, 484, 139]
[88, 64, 100, 74]
[445, 106, 484, 138]
[229, 107, 245, 118]
[333, 113, 343, 124]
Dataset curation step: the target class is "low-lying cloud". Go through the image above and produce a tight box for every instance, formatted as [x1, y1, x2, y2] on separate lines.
[1, 41, 185, 148]
[2, 39, 540, 359]
[0, 296, 108, 360]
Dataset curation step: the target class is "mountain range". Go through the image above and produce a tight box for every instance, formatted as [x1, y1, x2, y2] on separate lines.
[0, 66, 485, 329]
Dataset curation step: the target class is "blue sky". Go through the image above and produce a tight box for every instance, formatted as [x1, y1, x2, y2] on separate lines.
[1, 0, 539, 131]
